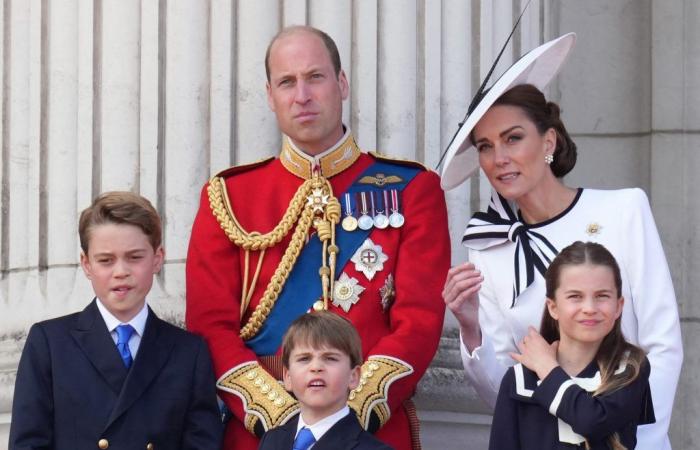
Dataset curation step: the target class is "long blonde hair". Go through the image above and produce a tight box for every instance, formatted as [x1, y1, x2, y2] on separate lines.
[540, 241, 646, 450]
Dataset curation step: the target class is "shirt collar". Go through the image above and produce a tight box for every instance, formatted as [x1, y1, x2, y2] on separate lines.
[280, 128, 362, 179]
[296, 405, 350, 442]
[95, 298, 149, 337]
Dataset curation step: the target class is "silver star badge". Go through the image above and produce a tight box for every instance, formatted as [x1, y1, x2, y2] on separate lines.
[333, 273, 365, 312]
[351, 238, 388, 281]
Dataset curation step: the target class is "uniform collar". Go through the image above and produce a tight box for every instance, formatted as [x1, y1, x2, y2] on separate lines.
[280, 128, 362, 179]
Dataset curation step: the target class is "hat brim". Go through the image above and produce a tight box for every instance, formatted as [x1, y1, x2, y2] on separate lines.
[440, 33, 576, 190]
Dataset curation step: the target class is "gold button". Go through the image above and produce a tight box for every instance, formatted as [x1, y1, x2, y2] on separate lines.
[313, 300, 325, 311]
[98, 438, 109, 449]
[146, 443, 154, 450]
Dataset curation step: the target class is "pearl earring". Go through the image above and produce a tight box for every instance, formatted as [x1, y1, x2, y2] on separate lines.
[544, 154, 554, 164]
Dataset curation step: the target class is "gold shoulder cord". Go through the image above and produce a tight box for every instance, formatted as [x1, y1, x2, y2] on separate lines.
[207, 174, 341, 340]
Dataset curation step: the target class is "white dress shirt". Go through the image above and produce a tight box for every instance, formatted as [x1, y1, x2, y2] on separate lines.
[295, 406, 350, 448]
[95, 299, 149, 358]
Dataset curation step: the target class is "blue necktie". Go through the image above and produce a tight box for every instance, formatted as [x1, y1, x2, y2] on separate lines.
[293, 427, 316, 450]
[115, 324, 135, 368]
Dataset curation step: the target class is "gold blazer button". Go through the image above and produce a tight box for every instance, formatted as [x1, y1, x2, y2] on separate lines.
[98, 438, 109, 449]
[146, 443, 154, 450]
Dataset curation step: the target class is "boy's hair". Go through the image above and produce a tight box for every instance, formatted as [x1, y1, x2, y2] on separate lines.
[540, 241, 646, 450]
[79, 191, 162, 253]
[281, 311, 363, 369]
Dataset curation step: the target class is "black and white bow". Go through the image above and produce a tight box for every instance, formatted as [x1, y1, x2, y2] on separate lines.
[462, 190, 558, 307]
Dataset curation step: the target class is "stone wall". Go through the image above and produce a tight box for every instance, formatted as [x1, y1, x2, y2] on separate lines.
[1, 1, 697, 448]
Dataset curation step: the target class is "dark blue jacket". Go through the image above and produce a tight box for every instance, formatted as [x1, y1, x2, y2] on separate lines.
[258, 411, 393, 450]
[9, 299, 223, 449]
[489, 358, 655, 449]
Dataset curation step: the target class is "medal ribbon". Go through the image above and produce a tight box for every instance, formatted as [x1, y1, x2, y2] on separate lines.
[344, 193, 353, 216]
[360, 192, 369, 215]
[381, 190, 388, 214]
[391, 189, 400, 212]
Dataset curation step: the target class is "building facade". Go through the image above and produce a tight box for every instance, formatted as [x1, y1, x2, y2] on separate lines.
[1, 1, 697, 448]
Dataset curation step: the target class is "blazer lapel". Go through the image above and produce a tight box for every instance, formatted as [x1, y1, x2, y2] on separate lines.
[313, 412, 362, 450]
[279, 416, 298, 449]
[70, 299, 128, 394]
[105, 308, 175, 428]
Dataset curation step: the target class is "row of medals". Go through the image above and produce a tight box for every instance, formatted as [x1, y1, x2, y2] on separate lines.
[340, 190, 405, 232]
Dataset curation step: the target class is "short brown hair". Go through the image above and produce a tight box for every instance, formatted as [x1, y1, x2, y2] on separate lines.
[282, 311, 363, 369]
[265, 25, 342, 82]
[79, 191, 162, 253]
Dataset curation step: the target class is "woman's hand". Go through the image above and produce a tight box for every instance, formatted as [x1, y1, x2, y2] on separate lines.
[510, 327, 559, 380]
[443, 262, 484, 352]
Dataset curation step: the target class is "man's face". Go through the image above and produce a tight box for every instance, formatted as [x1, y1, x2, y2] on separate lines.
[266, 31, 349, 156]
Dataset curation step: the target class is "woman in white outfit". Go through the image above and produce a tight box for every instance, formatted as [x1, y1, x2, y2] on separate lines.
[440, 33, 682, 449]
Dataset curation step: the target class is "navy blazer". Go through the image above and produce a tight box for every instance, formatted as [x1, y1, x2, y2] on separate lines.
[489, 358, 655, 450]
[9, 299, 223, 450]
[258, 411, 393, 450]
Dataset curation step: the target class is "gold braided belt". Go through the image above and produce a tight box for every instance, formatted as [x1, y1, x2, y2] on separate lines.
[207, 173, 341, 340]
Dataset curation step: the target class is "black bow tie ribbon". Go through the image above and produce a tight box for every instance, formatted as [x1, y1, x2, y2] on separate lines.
[461, 191, 559, 307]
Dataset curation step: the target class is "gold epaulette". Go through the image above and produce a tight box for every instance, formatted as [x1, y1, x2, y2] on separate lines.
[347, 355, 414, 431]
[368, 151, 429, 171]
[217, 361, 299, 435]
[212, 156, 275, 180]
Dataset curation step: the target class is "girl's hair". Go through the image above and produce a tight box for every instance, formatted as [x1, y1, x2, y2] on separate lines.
[540, 241, 646, 450]
[487, 84, 578, 178]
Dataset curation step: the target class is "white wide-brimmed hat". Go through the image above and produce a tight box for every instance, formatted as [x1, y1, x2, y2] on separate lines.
[440, 33, 576, 190]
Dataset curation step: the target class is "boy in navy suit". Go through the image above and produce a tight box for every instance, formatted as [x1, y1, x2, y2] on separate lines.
[9, 192, 223, 450]
[258, 312, 392, 450]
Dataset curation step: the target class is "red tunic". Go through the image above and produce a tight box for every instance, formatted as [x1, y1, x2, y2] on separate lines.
[186, 137, 450, 450]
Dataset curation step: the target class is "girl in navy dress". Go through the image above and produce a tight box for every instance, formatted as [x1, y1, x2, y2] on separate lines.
[489, 241, 655, 449]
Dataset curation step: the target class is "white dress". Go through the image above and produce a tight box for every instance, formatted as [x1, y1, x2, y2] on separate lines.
[461, 188, 682, 450]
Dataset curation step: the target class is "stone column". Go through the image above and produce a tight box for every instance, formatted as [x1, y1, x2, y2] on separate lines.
[650, 1, 700, 448]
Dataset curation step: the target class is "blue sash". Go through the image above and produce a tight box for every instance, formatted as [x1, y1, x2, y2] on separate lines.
[246, 160, 421, 355]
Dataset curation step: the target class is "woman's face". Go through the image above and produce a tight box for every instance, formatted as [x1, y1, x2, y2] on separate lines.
[473, 104, 556, 201]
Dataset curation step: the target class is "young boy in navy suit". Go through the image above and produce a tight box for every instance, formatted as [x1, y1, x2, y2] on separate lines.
[258, 312, 392, 450]
[9, 192, 223, 450]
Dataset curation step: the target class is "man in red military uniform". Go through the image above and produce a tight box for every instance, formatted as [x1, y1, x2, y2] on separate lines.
[186, 25, 450, 450]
